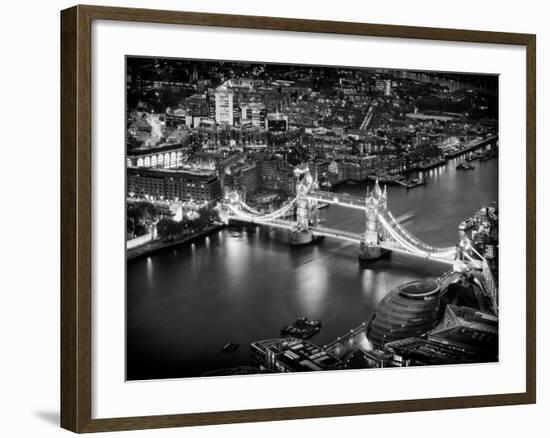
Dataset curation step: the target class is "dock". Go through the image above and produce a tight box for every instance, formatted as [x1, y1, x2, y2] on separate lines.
[396, 179, 426, 189]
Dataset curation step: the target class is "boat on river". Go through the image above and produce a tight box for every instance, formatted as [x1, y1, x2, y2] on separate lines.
[221, 342, 239, 353]
[458, 217, 475, 230]
[456, 162, 475, 170]
[281, 317, 322, 339]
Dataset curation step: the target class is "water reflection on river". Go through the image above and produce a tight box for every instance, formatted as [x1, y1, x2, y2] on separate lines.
[127, 158, 498, 380]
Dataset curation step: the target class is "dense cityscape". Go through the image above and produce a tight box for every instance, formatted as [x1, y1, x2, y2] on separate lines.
[125, 57, 499, 380]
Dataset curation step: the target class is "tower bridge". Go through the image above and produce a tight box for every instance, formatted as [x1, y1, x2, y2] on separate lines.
[219, 166, 497, 313]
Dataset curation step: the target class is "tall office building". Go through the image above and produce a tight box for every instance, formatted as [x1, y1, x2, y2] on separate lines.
[214, 86, 234, 126]
[375, 78, 392, 96]
[241, 103, 266, 128]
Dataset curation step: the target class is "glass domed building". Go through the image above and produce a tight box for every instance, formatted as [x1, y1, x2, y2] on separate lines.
[367, 279, 441, 349]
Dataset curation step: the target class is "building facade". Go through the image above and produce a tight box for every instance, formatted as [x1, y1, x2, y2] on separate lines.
[127, 167, 221, 204]
[257, 158, 295, 193]
[214, 87, 234, 126]
[127, 144, 185, 169]
[224, 161, 261, 201]
[240, 103, 267, 128]
[367, 279, 441, 349]
[266, 112, 289, 132]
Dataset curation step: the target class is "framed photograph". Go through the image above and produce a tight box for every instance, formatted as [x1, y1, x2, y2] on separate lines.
[60, 5, 536, 433]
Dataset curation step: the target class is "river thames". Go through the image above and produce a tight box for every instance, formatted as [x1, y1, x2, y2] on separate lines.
[127, 157, 498, 380]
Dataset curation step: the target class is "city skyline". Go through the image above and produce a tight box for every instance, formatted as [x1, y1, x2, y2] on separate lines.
[125, 56, 499, 380]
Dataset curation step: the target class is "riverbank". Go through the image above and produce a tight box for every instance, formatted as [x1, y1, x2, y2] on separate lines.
[328, 137, 496, 189]
[126, 223, 224, 261]
[127, 154, 498, 380]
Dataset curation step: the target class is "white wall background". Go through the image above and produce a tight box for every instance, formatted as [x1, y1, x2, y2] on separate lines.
[0, 0, 546, 437]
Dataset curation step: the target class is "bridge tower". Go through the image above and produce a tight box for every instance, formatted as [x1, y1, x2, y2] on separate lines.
[290, 166, 315, 245]
[359, 179, 389, 260]
[217, 191, 240, 225]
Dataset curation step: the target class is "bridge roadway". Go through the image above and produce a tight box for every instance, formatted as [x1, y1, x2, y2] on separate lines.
[230, 216, 295, 230]
[229, 214, 455, 265]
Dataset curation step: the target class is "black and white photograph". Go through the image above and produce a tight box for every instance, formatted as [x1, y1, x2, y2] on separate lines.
[2, 0, 545, 435]
[125, 57, 499, 381]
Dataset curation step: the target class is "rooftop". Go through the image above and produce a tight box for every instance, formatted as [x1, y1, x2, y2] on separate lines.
[252, 338, 342, 372]
[398, 279, 440, 299]
[127, 143, 184, 156]
[385, 337, 491, 365]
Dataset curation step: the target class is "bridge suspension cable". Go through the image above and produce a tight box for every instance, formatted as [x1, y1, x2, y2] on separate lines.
[236, 201, 263, 215]
[378, 215, 433, 257]
[382, 210, 455, 256]
[229, 198, 297, 222]
[385, 211, 429, 249]
[378, 214, 455, 260]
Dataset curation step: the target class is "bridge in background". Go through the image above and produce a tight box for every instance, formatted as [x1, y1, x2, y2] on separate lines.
[219, 166, 498, 313]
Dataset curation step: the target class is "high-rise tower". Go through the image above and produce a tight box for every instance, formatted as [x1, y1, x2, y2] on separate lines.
[214, 86, 234, 126]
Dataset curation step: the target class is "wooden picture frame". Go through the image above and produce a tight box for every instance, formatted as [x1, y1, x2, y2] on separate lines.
[61, 4, 536, 433]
